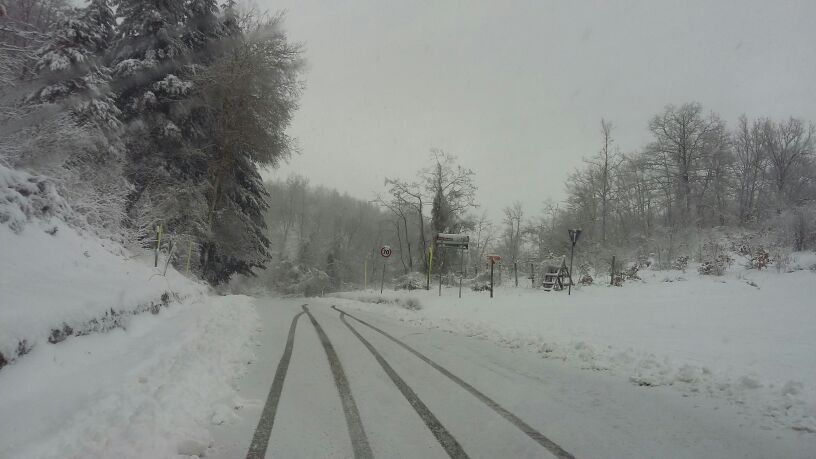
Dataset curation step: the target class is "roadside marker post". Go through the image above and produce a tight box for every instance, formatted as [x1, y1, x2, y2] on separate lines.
[459, 248, 464, 298]
[567, 229, 582, 295]
[487, 254, 501, 298]
[379, 245, 392, 294]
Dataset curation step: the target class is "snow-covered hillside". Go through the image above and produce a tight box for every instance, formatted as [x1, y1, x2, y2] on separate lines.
[0, 165, 260, 458]
[332, 261, 816, 435]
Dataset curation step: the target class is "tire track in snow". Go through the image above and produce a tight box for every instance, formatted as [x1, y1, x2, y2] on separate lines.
[338, 310, 470, 459]
[333, 305, 576, 459]
[302, 305, 373, 459]
[246, 309, 305, 459]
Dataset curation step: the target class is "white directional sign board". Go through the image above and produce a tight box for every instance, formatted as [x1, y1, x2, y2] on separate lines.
[380, 245, 392, 258]
[435, 233, 469, 249]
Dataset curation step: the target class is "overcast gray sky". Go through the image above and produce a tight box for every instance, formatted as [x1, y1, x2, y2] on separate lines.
[258, 0, 816, 219]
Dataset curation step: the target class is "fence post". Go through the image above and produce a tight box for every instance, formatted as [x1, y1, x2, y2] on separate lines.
[380, 262, 386, 294]
[610, 255, 616, 286]
[490, 259, 494, 298]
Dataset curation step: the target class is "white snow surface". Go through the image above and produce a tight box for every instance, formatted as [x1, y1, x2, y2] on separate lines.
[0, 221, 208, 362]
[332, 263, 816, 434]
[0, 294, 258, 459]
[1, 166, 260, 458]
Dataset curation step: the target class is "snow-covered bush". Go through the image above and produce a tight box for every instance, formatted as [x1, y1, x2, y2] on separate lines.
[772, 248, 792, 274]
[0, 165, 71, 233]
[750, 247, 770, 270]
[578, 262, 593, 285]
[697, 240, 733, 276]
[624, 264, 641, 280]
[672, 256, 689, 271]
[393, 271, 426, 290]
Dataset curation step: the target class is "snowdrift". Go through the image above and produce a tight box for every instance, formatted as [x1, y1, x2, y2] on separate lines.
[0, 164, 206, 367]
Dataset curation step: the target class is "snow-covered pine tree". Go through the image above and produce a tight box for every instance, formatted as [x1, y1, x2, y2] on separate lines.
[14, 0, 128, 234]
[28, 0, 119, 130]
[112, 0, 206, 244]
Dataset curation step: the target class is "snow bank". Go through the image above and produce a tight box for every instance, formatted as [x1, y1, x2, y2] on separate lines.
[0, 163, 208, 367]
[333, 290, 423, 310]
[1, 164, 262, 457]
[0, 295, 259, 459]
[332, 264, 816, 433]
[0, 221, 208, 366]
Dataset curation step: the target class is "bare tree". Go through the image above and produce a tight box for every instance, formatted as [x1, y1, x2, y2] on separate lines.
[374, 193, 414, 271]
[762, 117, 815, 206]
[646, 103, 727, 226]
[502, 201, 524, 263]
[383, 177, 427, 269]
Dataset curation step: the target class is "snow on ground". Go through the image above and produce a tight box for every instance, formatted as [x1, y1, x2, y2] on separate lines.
[0, 294, 259, 459]
[331, 262, 816, 434]
[0, 222, 209, 365]
[1, 164, 262, 458]
[0, 164, 207, 365]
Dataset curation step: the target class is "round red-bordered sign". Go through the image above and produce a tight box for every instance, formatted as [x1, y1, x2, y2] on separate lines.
[380, 246, 392, 258]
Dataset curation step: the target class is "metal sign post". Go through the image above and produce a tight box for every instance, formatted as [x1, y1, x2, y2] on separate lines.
[379, 245, 391, 294]
[487, 255, 501, 298]
[459, 247, 464, 298]
[567, 229, 582, 295]
[433, 234, 470, 298]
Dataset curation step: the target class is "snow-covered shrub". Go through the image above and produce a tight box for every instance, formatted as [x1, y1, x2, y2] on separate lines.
[772, 248, 792, 274]
[636, 255, 652, 269]
[750, 247, 770, 270]
[393, 272, 426, 290]
[0, 165, 71, 233]
[671, 256, 689, 271]
[470, 268, 495, 291]
[624, 265, 640, 280]
[697, 240, 732, 276]
[578, 262, 593, 285]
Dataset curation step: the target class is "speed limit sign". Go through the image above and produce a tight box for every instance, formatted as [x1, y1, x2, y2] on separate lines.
[380, 245, 392, 258]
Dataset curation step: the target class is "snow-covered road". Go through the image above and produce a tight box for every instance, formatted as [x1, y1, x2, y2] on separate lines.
[211, 298, 816, 459]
